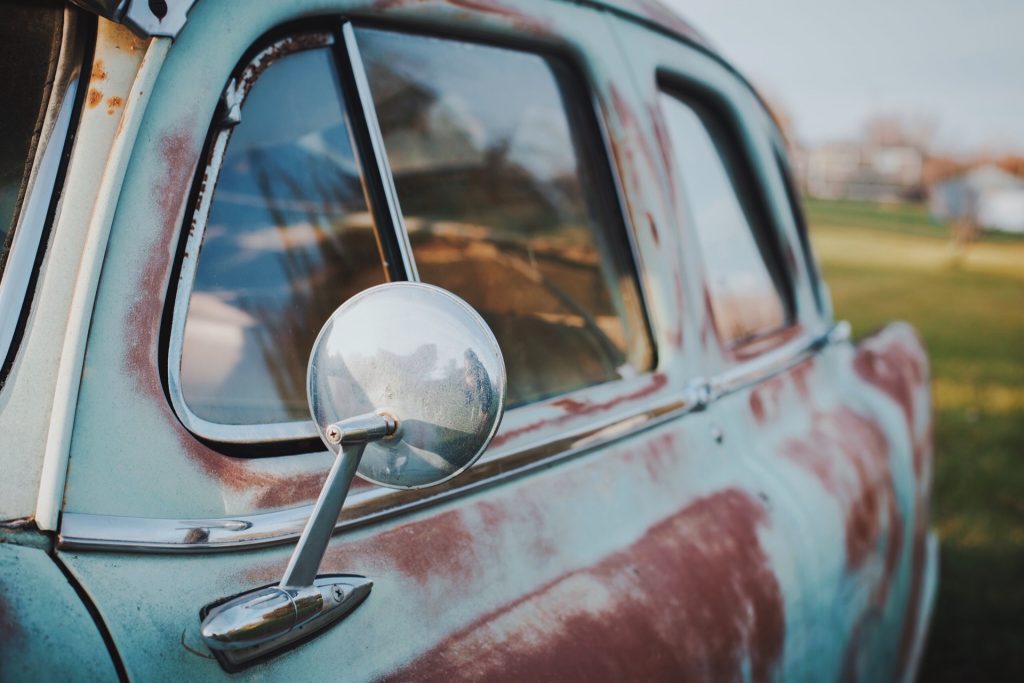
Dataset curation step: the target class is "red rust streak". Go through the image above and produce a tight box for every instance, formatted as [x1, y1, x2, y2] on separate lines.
[119, 129, 328, 509]
[491, 373, 668, 447]
[781, 407, 900, 588]
[379, 489, 785, 683]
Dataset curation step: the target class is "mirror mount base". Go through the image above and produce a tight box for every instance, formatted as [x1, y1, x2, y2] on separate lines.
[199, 412, 393, 664]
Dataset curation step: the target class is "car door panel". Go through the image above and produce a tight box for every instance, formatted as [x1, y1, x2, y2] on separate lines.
[53, 1, 935, 681]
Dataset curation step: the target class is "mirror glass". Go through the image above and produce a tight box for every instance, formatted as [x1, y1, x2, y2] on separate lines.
[307, 282, 506, 489]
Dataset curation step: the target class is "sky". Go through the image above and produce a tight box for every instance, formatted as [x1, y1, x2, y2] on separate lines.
[662, 0, 1024, 156]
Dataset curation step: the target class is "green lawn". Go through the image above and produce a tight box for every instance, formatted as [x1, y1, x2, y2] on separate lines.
[806, 199, 1024, 681]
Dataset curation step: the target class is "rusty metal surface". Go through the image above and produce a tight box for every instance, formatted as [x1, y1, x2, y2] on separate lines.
[48, 0, 935, 680]
[0, 19, 148, 523]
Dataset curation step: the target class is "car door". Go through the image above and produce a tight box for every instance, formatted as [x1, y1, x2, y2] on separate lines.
[55, 1, 821, 680]
[613, 13, 935, 683]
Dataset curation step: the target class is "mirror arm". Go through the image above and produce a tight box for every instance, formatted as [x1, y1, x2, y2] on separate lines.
[199, 412, 395, 668]
[281, 411, 397, 588]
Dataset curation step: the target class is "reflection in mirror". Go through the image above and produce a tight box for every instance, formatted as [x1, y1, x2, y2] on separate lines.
[308, 282, 506, 489]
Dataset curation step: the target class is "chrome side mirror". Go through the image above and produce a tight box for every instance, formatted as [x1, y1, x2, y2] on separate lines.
[200, 283, 506, 670]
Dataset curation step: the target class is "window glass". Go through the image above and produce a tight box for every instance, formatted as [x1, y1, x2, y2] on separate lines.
[659, 92, 789, 345]
[180, 45, 388, 424]
[357, 29, 653, 406]
[0, 0, 64, 274]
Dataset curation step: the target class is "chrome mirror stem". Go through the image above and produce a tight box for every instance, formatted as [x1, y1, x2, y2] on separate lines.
[279, 441, 365, 588]
[200, 412, 395, 670]
[282, 410, 396, 588]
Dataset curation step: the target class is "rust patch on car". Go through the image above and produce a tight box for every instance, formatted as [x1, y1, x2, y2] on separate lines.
[86, 88, 104, 108]
[645, 211, 660, 246]
[749, 376, 785, 425]
[105, 95, 124, 115]
[782, 407, 900, 584]
[91, 60, 107, 82]
[667, 270, 685, 349]
[492, 373, 668, 448]
[648, 102, 676, 194]
[609, 85, 659, 191]
[380, 489, 784, 683]
[124, 128, 196, 398]
[853, 336, 925, 427]
[114, 126, 332, 510]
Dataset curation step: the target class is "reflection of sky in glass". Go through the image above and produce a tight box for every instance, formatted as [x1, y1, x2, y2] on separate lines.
[660, 94, 785, 341]
[356, 28, 576, 182]
[181, 47, 387, 424]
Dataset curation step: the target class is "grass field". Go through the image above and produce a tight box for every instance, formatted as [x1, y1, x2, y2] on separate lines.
[805, 199, 1024, 682]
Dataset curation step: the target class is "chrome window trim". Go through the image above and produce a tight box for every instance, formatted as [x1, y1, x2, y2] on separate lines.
[166, 32, 341, 443]
[0, 9, 85, 376]
[342, 23, 418, 281]
[60, 321, 849, 554]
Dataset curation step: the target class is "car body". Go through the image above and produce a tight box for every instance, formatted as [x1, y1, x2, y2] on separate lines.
[0, 0, 937, 680]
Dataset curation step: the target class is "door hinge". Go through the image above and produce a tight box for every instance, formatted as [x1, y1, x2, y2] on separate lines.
[69, 0, 196, 39]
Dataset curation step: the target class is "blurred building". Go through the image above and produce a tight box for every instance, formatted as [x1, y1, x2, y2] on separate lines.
[796, 141, 924, 202]
[928, 164, 1024, 233]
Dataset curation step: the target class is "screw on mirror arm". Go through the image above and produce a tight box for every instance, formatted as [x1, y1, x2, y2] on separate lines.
[279, 412, 397, 589]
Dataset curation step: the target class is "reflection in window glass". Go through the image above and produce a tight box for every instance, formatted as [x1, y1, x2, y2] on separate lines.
[180, 46, 387, 424]
[659, 93, 788, 344]
[357, 29, 653, 406]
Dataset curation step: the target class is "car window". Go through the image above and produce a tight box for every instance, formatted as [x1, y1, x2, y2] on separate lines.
[356, 29, 653, 406]
[179, 42, 388, 425]
[658, 91, 791, 346]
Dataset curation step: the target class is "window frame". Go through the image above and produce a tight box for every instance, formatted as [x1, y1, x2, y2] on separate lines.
[166, 20, 657, 448]
[656, 73, 800, 358]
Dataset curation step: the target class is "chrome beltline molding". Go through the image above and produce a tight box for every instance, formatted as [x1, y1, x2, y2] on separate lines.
[59, 321, 849, 554]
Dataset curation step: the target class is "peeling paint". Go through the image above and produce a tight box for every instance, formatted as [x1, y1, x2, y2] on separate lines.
[380, 489, 784, 683]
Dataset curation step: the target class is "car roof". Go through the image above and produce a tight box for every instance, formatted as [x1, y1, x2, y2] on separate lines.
[590, 0, 716, 53]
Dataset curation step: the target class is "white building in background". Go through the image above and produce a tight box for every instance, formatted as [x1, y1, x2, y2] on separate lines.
[796, 142, 924, 202]
[928, 165, 1024, 234]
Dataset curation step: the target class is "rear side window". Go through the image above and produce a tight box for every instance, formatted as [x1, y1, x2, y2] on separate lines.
[357, 29, 652, 406]
[658, 91, 791, 346]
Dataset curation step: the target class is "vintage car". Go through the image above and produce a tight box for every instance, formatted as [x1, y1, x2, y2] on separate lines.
[0, 0, 937, 680]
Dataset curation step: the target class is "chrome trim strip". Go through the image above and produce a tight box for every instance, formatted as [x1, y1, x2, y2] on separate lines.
[59, 321, 851, 554]
[166, 33, 335, 444]
[0, 9, 84, 374]
[60, 398, 689, 552]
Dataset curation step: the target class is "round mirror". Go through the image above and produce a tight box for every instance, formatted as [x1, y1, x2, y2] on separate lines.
[307, 282, 507, 489]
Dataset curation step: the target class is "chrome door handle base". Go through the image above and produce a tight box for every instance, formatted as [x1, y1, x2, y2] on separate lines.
[199, 575, 372, 672]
